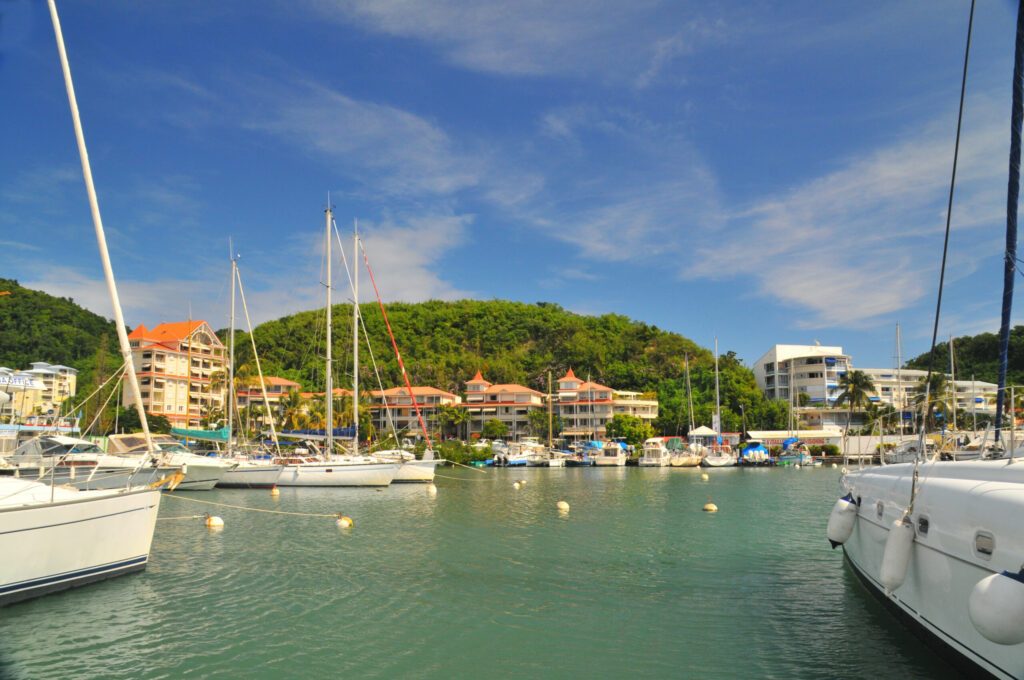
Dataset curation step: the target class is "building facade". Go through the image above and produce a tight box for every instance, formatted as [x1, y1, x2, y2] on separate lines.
[556, 368, 658, 440]
[859, 367, 997, 417]
[123, 321, 226, 427]
[753, 344, 852, 406]
[461, 371, 545, 439]
[237, 376, 301, 416]
[0, 363, 77, 421]
[368, 386, 461, 438]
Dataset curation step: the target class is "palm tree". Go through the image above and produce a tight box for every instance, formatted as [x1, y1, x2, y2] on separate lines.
[914, 372, 952, 430]
[436, 404, 468, 439]
[280, 389, 309, 430]
[835, 370, 876, 430]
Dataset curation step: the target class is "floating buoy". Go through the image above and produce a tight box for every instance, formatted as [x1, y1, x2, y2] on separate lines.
[794, 464, 801, 469]
[427, 483, 438, 496]
[831, 463, 838, 469]
[826, 493, 859, 548]
[270, 486, 280, 497]
[556, 500, 570, 512]
[969, 570, 1024, 645]
[703, 502, 718, 513]
[700, 472, 709, 482]
[880, 516, 915, 592]
[205, 514, 224, 529]
[336, 515, 354, 529]
[513, 481, 522, 490]
[840, 467, 849, 475]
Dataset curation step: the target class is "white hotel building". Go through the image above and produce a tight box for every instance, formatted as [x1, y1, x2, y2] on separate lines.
[752, 344, 851, 406]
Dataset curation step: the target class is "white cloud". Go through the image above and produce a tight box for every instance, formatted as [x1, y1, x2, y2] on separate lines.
[684, 91, 1009, 328]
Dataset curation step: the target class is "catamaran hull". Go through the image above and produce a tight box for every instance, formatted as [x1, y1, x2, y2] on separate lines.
[217, 465, 283, 488]
[276, 463, 397, 487]
[392, 460, 440, 483]
[0, 486, 161, 606]
[840, 462, 1024, 680]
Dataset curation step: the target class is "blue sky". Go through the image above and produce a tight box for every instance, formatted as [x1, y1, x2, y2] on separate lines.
[1, 0, 1021, 370]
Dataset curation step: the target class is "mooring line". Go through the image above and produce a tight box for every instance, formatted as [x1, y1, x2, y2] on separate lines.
[164, 493, 339, 518]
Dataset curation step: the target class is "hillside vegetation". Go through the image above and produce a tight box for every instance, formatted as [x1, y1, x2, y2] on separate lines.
[230, 299, 790, 434]
[905, 326, 1024, 387]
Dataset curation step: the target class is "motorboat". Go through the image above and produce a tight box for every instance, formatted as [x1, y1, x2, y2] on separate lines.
[107, 433, 235, 490]
[0, 435, 168, 489]
[778, 439, 814, 467]
[739, 440, 773, 466]
[593, 441, 627, 467]
[640, 437, 672, 467]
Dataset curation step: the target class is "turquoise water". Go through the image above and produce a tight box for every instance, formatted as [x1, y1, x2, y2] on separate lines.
[0, 467, 958, 679]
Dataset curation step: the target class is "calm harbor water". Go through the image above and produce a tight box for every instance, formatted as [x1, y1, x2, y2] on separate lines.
[1, 467, 959, 679]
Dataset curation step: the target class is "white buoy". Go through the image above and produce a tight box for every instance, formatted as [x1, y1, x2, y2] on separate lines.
[336, 515, 354, 529]
[556, 500, 570, 512]
[513, 481, 522, 490]
[795, 464, 801, 469]
[880, 516, 915, 592]
[205, 514, 224, 529]
[703, 502, 718, 513]
[427, 483, 438, 496]
[840, 467, 849, 475]
[700, 472, 709, 482]
[831, 463, 838, 469]
[270, 486, 280, 497]
[826, 493, 859, 548]
[969, 570, 1024, 645]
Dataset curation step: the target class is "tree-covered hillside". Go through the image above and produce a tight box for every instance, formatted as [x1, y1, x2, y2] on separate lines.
[229, 299, 790, 434]
[905, 326, 1024, 386]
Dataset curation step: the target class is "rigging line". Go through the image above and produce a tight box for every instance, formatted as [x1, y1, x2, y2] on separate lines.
[80, 362, 127, 437]
[164, 493, 341, 518]
[332, 220, 400, 444]
[434, 471, 492, 482]
[62, 358, 129, 422]
[359, 240, 435, 450]
[235, 263, 281, 455]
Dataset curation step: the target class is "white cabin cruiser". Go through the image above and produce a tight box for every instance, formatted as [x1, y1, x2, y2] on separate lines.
[107, 434, 235, 490]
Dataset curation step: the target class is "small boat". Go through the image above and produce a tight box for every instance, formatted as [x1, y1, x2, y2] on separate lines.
[670, 437, 704, 467]
[107, 433, 235, 490]
[640, 437, 672, 466]
[701, 447, 737, 467]
[739, 440, 773, 466]
[777, 439, 814, 467]
[593, 441, 627, 467]
[373, 449, 441, 482]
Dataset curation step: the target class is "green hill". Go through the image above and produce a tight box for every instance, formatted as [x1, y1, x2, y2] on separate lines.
[229, 299, 790, 434]
[905, 326, 1024, 386]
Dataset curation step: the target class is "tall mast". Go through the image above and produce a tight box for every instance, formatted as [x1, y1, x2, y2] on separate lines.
[353, 220, 359, 453]
[548, 370, 553, 449]
[684, 354, 695, 431]
[325, 203, 333, 455]
[949, 335, 957, 431]
[48, 0, 153, 451]
[896, 323, 903, 431]
[227, 246, 236, 449]
[713, 337, 721, 434]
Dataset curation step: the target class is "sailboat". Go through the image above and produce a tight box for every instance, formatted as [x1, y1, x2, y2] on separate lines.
[701, 339, 737, 467]
[275, 206, 398, 487]
[1, 0, 166, 606]
[214, 251, 283, 488]
[827, 5, 1024, 677]
[670, 354, 704, 467]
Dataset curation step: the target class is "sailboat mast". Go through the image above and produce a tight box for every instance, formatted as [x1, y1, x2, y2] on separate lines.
[949, 335, 957, 431]
[227, 250, 236, 449]
[548, 370, 553, 449]
[325, 204, 333, 454]
[713, 337, 721, 433]
[48, 0, 153, 451]
[684, 354, 695, 432]
[896, 323, 903, 432]
[353, 220, 359, 452]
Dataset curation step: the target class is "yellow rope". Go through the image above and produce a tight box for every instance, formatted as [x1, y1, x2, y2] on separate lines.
[164, 493, 339, 518]
[157, 515, 203, 521]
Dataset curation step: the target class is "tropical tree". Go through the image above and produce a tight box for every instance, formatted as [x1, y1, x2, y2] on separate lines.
[914, 372, 952, 430]
[280, 389, 309, 430]
[604, 414, 655, 447]
[835, 370, 876, 430]
[436, 404, 468, 439]
[482, 418, 509, 440]
[527, 409, 561, 442]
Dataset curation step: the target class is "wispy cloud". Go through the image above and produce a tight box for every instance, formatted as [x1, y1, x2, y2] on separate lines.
[686, 91, 1008, 328]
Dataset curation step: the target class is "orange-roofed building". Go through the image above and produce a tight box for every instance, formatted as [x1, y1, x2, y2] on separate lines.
[122, 320, 226, 427]
[367, 386, 460, 438]
[462, 371, 544, 439]
[236, 376, 302, 416]
[556, 368, 658, 440]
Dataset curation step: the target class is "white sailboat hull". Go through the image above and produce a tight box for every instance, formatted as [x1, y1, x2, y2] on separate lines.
[0, 480, 161, 606]
[701, 454, 736, 467]
[276, 461, 398, 487]
[840, 461, 1024, 680]
[217, 463, 283, 488]
[392, 459, 440, 483]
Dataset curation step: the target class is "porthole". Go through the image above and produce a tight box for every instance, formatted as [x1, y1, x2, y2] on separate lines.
[876, 500, 885, 519]
[975, 531, 995, 559]
[917, 516, 929, 536]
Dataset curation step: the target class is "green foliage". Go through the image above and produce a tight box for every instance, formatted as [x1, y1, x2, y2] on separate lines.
[482, 418, 509, 439]
[604, 414, 655, 447]
[114, 407, 172, 434]
[433, 440, 490, 465]
[905, 328, 1024, 386]
[527, 409, 561, 441]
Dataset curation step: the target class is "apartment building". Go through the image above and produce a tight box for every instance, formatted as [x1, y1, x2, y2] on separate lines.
[461, 371, 545, 439]
[556, 368, 658, 440]
[0, 363, 77, 421]
[236, 376, 302, 416]
[123, 321, 226, 427]
[752, 344, 852, 405]
[859, 367, 997, 416]
[368, 386, 461, 438]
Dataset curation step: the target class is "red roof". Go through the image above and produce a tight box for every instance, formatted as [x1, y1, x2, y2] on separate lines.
[485, 383, 543, 396]
[259, 376, 300, 387]
[575, 381, 613, 393]
[559, 368, 580, 383]
[371, 386, 457, 399]
[299, 388, 352, 399]
[466, 370, 490, 385]
[129, 320, 214, 344]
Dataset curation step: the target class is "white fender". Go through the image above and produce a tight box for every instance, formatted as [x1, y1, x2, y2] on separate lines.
[826, 493, 859, 548]
[880, 517, 915, 592]
[968, 570, 1024, 645]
